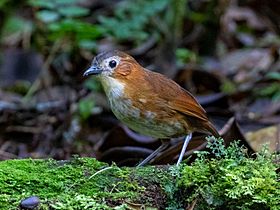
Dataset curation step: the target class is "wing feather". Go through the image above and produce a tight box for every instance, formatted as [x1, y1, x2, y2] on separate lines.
[145, 70, 208, 122]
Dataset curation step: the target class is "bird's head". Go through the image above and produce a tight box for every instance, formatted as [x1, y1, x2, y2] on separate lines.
[83, 50, 138, 79]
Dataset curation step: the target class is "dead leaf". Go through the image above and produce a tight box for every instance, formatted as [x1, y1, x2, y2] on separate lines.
[221, 6, 267, 34]
[221, 49, 273, 80]
[245, 124, 280, 152]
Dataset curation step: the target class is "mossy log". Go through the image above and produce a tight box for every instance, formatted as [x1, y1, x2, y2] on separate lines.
[0, 142, 279, 210]
[0, 158, 174, 209]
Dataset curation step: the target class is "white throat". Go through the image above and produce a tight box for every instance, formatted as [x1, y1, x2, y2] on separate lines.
[99, 76, 125, 99]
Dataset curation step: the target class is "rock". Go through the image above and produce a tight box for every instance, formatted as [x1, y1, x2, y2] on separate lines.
[19, 196, 40, 210]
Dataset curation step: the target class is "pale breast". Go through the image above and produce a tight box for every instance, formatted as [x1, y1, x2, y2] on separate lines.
[109, 95, 186, 138]
[99, 76, 142, 122]
[100, 76, 187, 138]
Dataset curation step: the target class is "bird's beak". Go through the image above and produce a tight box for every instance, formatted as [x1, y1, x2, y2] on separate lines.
[83, 65, 102, 77]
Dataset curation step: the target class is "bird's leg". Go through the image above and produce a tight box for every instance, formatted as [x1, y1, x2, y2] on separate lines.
[176, 133, 193, 166]
[137, 140, 169, 167]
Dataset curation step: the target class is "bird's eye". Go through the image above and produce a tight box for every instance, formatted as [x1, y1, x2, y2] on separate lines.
[109, 60, 117, 68]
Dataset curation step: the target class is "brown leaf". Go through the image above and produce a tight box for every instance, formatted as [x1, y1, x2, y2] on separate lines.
[245, 124, 280, 152]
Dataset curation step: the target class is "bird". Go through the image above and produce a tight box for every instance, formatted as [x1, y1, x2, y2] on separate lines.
[83, 50, 219, 166]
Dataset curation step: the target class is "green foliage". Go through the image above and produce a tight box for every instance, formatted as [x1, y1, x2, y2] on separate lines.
[29, 0, 89, 18]
[176, 48, 198, 65]
[1, 15, 33, 44]
[2, 16, 31, 35]
[0, 0, 9, 8]
[49, 19, 101, 49]
[260, 83, 280, 101]
[221, 79, 238, 94]
[266, 72, 280, 80]
[78, 98, 95, 121]
[78, 77, 102, 120]
[163, 166, 183, 210]
[50, 194, 111, 210]
[178, 137, 280, 210]
[98, 0, 170, 43]
[185, 0, 218, 25]
[28, 0, 102, 51]
[4, 81, 31, 95]
[259, 72, 280, 101]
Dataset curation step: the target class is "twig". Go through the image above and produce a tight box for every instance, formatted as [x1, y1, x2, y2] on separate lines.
[6, 126, 41, 134]
[0, 150, 18, 159]
[89, 166, 114, 180]
[23, 39, 63, 102]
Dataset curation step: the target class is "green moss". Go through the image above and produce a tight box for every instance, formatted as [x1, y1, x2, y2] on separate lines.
[0, 157, 172, 209]
[0, 138, 279, 209]
[178, 138, 280, 210]
[0, 158, 109, 209]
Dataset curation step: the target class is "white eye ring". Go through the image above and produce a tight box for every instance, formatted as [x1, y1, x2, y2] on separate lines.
[108, 60, 117, 68]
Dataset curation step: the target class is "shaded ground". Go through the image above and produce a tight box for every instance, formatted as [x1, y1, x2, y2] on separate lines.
[0, 0, 280, 166]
